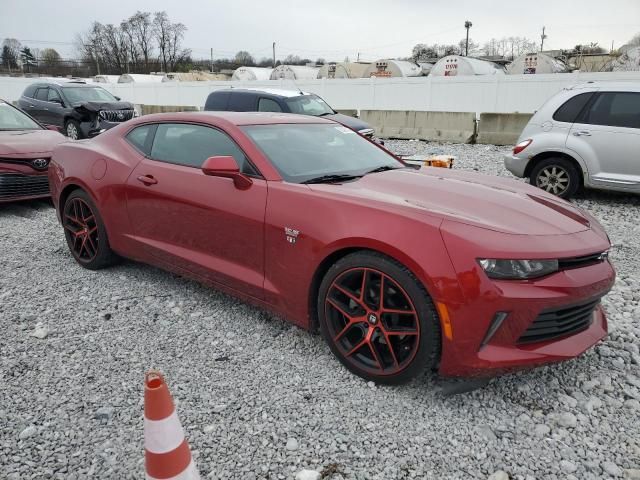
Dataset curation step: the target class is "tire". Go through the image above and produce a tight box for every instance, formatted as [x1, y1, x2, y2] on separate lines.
[530, 157, 580, 199]
[62, 189, 119, 270]
[64, 119, 83, 140]
[317, 251, 441, 385]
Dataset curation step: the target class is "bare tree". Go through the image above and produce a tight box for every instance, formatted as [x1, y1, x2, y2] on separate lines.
[40, 48, 61, 67]
[457, 38, 479, 56]
[1, 38, 21, 70]
[234, 50, 254, 66]
[153, 11, 190, 72]
[412, 44, 438, 61]
[482, 37, 537, 60]
[128, 11, 154, 70]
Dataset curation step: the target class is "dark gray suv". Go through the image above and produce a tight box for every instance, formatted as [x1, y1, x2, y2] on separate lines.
[18, 81, 136, 139]
[204, 88, 378, 140]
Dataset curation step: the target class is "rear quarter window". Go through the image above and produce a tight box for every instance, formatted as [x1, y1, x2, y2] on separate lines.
[125, 124, 157, 155]
[204, 91, 230, 111]
[23, 85, 37, 98]
[552, 92, 594, 123]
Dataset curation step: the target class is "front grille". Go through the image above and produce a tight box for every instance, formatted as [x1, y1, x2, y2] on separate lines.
[559, 252, 607, 270]
[0, 173, 49, 200]
[518, 297, 601, 344]
[99, 109, 134, 122]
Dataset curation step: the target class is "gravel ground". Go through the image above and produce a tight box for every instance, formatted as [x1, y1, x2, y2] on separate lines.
[1, 141, 639, 480]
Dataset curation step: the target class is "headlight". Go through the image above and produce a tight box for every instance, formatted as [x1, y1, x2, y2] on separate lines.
[478, 258, 558, 279]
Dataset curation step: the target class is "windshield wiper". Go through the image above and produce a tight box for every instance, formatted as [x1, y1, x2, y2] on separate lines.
[301, 173, 362, 184]
[317, 112, 335, 117]
[364, 165, 403, 175]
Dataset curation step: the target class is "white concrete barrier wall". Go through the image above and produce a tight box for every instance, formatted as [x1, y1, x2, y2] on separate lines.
[2, 71, 640, 113]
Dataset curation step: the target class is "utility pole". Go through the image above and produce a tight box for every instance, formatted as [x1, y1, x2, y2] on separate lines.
[210, 48, 213, 73]
[357, 52, 360, 62]
[464, 21, 473, 56]
[540, 26, 547, 52]
[272, 42, 276, 68]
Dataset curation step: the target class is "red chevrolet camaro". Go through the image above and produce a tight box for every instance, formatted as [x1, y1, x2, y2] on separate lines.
[0, 100, 65, 203]
[49, 112, 615, 384]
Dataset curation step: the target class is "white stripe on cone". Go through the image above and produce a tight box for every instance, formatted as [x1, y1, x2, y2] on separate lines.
[146, 459, 201, 480]
[144, 410, 186, 454]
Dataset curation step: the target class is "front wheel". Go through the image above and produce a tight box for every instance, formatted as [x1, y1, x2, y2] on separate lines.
[65, 120, 83, 140]
[317, 251, 441, 385]
[62, 190, 119, 270]
[530, 157, 580, 199]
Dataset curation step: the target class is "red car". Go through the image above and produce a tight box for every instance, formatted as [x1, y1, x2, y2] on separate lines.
[49, 112, 615, 384]
[0, 99, 66, 203]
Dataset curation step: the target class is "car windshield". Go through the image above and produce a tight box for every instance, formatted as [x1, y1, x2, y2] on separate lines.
[285, 95, 334, 116]
[242, 123, 402, 183]
[62, 86, 118, 104]
[0, 102, 41, 130]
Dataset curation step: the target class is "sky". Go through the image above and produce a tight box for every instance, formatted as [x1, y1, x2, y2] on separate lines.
[2, 0, 639, 61]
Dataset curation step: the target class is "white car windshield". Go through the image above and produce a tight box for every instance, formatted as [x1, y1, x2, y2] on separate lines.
[0, 103, 41, 130]
[62, 86, 118, 104]
[242, 123, 402, 183]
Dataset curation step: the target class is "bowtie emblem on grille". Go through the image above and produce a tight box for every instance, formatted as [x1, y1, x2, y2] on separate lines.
[284, 227, 299, 244]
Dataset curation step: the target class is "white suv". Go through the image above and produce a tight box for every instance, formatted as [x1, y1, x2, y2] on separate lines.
[504, 82, 640, 198]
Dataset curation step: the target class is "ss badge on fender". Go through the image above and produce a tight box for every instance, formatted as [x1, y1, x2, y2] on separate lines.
[284, 227, 299, 244]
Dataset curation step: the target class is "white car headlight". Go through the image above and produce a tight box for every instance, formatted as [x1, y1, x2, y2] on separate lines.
[478, 258, 558, 279]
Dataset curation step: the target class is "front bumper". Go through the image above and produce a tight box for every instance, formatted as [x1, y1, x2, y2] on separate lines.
[504, 153, 528, 178]
[79, 119, 124, 138]
[437, 222, 615, 377]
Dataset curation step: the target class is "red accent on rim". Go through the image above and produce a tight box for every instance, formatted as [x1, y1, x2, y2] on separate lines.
[324, 267, 420, 376]
[63, 198, 99, 262]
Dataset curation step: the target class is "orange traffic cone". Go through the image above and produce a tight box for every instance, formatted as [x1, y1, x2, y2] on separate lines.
[144, 371, 200, 480]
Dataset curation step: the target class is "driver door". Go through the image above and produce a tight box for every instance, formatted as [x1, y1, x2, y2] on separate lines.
[125, 122, 267, 299]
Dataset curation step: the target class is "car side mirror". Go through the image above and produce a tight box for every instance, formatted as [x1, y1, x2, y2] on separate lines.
[201, 156, 253, 190]
[51, 98, 63, 105]
[115, 96, 121, 101]
[46, 125, 60, 132]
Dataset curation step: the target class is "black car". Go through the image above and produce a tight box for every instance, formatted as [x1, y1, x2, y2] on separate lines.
[18, 81, 136, 139]
[204, 88, 378, 140]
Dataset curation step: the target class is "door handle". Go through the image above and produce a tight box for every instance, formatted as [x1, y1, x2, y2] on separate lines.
[573, 131, 592, 136]
[137, 175, 158, 186]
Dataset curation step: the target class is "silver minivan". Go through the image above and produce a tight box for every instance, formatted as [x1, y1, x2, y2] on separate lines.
[504, 82, 640, 198]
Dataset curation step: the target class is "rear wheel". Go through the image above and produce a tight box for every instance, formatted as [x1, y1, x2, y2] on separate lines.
[530, 157, 580, 199]
[62, 190, 119, 270]
[317, 251, 440, 385]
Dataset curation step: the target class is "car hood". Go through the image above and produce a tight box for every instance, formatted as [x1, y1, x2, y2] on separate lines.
[71, 101, 134, 112]
[308, 167, 592, 235]
[324, 113, 373, 132]
[0, 129, 66, 155]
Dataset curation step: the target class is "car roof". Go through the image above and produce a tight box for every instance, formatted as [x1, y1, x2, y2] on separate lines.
[137, 111, 335, 126]
[212, 87, 311, 98]
[567, 81, 640, 92]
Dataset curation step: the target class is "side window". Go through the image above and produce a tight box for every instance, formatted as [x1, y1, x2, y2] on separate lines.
[47, 89, 62, 103]
[584, 92, 640, 129]
[258, 98, 283, 112]
[552, 93, 594, 123]
[35, 88, 49, 101]
[228, 93, 257, 112]
[126, 124, 156, 155]
[205, 91, 230, 111]
[150, 123, 259, 175]
[23, 85, 37, 98]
